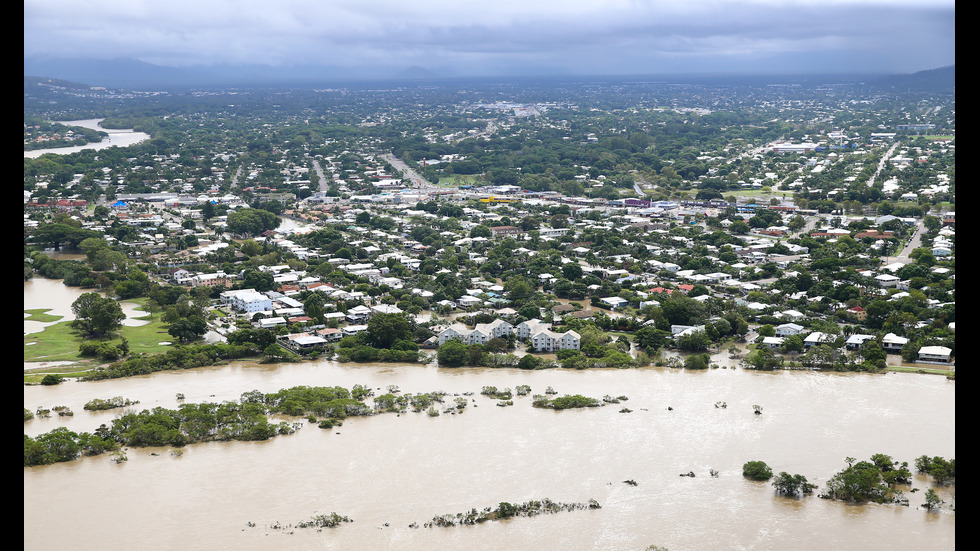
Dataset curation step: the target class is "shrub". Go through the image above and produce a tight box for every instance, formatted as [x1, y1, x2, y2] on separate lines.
[40, 375, 64, 386]
[742, 460, 773, 481]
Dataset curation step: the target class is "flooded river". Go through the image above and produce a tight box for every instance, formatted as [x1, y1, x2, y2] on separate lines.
[23, 277, 955, 550]
[24, 119, 150, 158]
[24, 359, 955, 551]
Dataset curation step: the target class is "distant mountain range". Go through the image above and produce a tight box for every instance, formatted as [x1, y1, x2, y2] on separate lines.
[23, 56, 954, 93]
[867, 65, 954, 94]
[23, 57, 398, 89]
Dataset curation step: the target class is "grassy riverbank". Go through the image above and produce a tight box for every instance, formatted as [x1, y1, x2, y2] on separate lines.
[24, 298, 176, 383]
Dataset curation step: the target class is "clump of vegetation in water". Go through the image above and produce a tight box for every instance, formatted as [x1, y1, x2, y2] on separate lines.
[772, 472, 816, 496]
[820, 454, 916, 504]
[480, 386, 512, 400]
[915, 455, 955, 486]
[41, 375, 64, 386]
[532, 394, 602, 410]
[84, 396, 140, 411]
[602, 394, 628, 404]
[295, 512, 352, 529]
[742, 460, 773, 481]
[424, 498, 601, 527]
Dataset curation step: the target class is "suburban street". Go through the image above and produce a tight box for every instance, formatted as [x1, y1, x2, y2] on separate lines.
[380, 153, 438, 190]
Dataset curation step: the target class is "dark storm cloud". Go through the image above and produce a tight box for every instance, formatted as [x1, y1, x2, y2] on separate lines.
[24, 0, 954, 75]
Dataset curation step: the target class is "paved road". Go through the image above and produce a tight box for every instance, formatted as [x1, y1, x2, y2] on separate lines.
[381, 153, 438, 190]
[881, 219, 926, 265]
[230, 165, 243, 188]
[866, 140, 901, 188]
[312, 159, 328, 192]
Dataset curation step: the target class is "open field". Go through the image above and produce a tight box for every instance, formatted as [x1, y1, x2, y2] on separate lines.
[24, 298, 175, 382]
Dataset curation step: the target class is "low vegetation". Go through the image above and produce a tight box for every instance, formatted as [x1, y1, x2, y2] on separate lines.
[424, 498, 601, 527]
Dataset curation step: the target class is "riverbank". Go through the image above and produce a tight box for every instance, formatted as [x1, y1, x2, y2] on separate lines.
[24, 118, 150, 158]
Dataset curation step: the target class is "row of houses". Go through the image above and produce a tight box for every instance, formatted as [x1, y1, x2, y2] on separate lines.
[758, 329, 952, 363]
[436, 318, 581, 352]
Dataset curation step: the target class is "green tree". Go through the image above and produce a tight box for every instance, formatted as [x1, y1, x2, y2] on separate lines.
[517, 354, 541, 370]
[303, 292, 326, 324]
[40, 374, 64, 386]
[676, 330, 711, 352]
[366, 313, 415, 349]
[227, 208, 280, 236]
[470, 224, 492, 238]
[743, 461, 773, 481]
[504, 276, 534, 301]
[684, 353, 711, 369]
[561, 262, 584, 280]
[923, 488, 943, 510]
[634, 326, 671, 350]
[241, 270, 275, 292]
[70, 292, 125, 338]
[747, 346, 782, 370]
[167, 316, 209, 343]
[437, 339, 468, 367]
[772, 472, 816, 496]
[824, 459, 896, 503]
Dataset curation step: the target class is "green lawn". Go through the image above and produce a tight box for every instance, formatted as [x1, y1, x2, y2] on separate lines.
[24, 309, 63, 323]
[24, 298, 177, 379]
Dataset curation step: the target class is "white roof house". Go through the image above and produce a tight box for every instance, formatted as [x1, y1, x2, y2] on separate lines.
[882, 333, 909, 352]
[845, 334, 877, 349]
[258, 316, 287, 328]
[918, 346, 953, 363]
[761, 336, 785, 349]
[775, 323, 804, 337]
[803, 332, 835, 348]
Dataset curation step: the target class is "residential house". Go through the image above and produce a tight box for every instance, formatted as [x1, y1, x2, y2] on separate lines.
[257, 316, 287, 329]
[917, 345, 952, 364]
[346, 305, 373, 322]
[803, 331, 835, 348]
[279, 333, 328, 352]
[599, 296, 630, 310]
[882, 333, 909, 353]
[315, 327, 343, 342]
[845, 334, 876, 350]
[761, 336, 785, 349]
[775, 323, 804, 337]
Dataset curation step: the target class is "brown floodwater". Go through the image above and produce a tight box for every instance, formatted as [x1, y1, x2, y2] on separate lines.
[24, 359, 954, 551]
[24, 278, 955, 550]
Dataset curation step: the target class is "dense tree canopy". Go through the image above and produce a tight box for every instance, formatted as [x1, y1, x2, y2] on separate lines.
[70, 292, 125, 338]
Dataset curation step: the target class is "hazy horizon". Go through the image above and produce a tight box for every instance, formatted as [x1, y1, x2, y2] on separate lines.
[25, 0, 954, 81]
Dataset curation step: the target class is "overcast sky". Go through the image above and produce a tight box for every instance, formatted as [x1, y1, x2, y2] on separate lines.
[24, 0, 955, 77]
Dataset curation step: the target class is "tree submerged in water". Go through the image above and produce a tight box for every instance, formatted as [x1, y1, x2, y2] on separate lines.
[295, 512, 353, 529]
[821, 455, 912, 504]
[424, 498, 601, 527]
[772, 472, 816, 496]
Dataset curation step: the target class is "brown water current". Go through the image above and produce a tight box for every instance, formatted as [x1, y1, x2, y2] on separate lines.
[24, 358, 954, 551]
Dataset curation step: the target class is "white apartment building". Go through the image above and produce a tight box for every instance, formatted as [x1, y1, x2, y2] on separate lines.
[231, 291, 272, 313]
[530, 329, 580, 352]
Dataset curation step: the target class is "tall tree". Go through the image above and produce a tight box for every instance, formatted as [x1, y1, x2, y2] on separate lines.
[71, 292, 125, 338]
